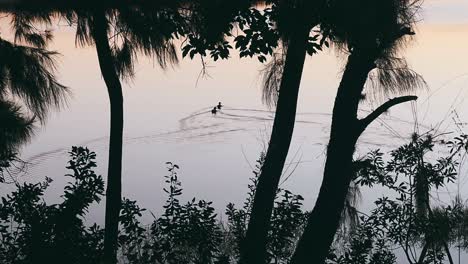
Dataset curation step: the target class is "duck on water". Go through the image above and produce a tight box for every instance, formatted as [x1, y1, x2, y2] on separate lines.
[212, 102, 222, 115]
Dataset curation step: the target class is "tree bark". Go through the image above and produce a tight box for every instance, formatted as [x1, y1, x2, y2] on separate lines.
[239, 26, 310, 264]
[91, 11, 124, 264]
[291, 51, 376, 264]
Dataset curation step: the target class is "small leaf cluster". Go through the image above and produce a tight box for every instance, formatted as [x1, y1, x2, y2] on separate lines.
[129, 162, 224, 264]
[118, 198, 149, 264]
[234, 7, 280, 63]
[327, 224, 396, 264]
[181, 6, 279, 63]
[268, 190, 306, 263]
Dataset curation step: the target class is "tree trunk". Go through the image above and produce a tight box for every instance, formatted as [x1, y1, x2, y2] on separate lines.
[92, 11, 124, 264]
[291, 51, 375, 264]
[417, 242, 429, 264]
[239, 26, 310, 264]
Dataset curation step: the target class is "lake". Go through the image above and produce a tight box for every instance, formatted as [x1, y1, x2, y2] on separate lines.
[1, 2, 468, 230]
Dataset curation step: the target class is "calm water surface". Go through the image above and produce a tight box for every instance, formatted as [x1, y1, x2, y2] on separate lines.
[1, 4, 468, 230]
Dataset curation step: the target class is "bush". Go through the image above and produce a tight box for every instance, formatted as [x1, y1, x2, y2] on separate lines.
[224, 152, 308, 264]
[8, 135, 464, 264]
[328, 133, 468, 264]
[0, 147, 308, 264]
[0, 146, 105, 264]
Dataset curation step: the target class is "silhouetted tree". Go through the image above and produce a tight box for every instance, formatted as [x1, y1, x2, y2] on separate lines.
[0, 13, 67, 119]
[64, 7, 179, 263]
[238, 1, 328, 263]
[90, 11, 126, 264]
[0, 14, 67, 166]
[291, 1, 424, 263]
[335, 133, 468, 264]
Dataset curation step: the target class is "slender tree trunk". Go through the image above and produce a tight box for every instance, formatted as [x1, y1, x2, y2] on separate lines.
[291, 51, 376, 264]
[444, 242, 455, 264]
[239, 26, 310, 264]
[92, 11, 124, 264]
[418, 242, 429, 264]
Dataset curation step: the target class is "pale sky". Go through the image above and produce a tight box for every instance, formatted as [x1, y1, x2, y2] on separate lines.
[424, 0, 468, 24]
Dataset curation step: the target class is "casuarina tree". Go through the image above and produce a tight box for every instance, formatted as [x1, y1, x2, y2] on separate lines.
[64, 6, 180, 263]
[291, 1, 425, 263]
[0, 13, 67, 160]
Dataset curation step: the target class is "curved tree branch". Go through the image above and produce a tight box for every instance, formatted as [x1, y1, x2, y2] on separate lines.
[358, 95, 417, 134]
[394, 27, 415, 41]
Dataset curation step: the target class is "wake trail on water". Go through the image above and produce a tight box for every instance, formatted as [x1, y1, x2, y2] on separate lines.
[24, 107, 254, 173]
[22, 104, 426, 177]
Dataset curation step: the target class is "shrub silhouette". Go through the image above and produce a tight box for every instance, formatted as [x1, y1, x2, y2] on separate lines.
[328, 133, 468, 264]
[0, 146, 105, 264]
[122, 162, 223, 264]
[10, 141, 465, 264]
[0, 149, 309, 264]
[225, 152, 308, 264]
